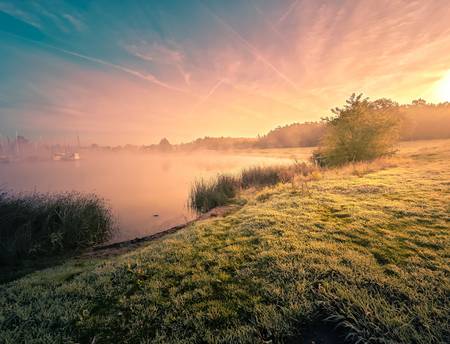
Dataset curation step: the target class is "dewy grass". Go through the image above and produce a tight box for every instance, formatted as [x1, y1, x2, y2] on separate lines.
[0, 191, 116, 265]
[0, 140, 449, 343]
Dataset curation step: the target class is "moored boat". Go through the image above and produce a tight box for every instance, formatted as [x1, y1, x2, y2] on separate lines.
[52, 152, 81, 161]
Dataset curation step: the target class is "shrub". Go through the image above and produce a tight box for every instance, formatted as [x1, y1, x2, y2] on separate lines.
[0, 191, 115, 265]
[188, 174, 238, 213]
[314, 94, 401, 167]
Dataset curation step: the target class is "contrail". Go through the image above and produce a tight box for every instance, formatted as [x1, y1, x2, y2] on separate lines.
[201, 79, 225, 104]
[0, 30, 188, 94]
[204, 6, 299, 92]
[251, 3, 290, 46]
[278, 0, 299, 24]
[55, 47, 188, 93]
[189, 79, 225, 114]
[231, 84, 304, 112]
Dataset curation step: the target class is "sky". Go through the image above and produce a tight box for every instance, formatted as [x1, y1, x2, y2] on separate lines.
[1, 0, 450, 145]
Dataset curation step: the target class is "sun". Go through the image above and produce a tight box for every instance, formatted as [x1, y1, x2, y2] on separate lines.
[435, 71, 450, 102]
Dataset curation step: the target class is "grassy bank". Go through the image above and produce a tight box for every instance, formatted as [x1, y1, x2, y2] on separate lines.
[0, 140, 449, 343]
[0, 191, 115, 267]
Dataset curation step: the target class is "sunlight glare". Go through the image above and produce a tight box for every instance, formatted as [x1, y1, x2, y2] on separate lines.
[436, 70, 450, 102]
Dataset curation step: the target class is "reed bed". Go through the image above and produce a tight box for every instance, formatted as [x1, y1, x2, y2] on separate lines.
[0, 190, 115, 265]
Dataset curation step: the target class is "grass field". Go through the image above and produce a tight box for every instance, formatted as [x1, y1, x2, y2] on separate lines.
[0, 140, 449, 343]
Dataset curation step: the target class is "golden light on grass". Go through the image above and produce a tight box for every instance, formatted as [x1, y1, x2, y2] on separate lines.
[435, 70, 450, 102]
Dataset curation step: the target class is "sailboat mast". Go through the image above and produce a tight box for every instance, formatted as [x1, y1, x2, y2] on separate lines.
[15, 131, 19, 156]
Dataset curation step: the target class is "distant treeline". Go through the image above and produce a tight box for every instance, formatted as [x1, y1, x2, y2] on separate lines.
[254, 100, 450, 148]
[399, 100, 450, 140]
[180, 137, 257, 151]
[141, 99, 450, 152]
[255, 121, 325, 148]
[194, 100, 450, 150]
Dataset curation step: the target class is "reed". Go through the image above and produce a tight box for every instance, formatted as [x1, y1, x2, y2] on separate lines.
[189, 163, 319, 213]
[0, 190, 116, 265]
[188, 174, 238, 213]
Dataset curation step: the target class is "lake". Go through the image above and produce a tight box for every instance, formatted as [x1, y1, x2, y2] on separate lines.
[0, 148, 313, 242]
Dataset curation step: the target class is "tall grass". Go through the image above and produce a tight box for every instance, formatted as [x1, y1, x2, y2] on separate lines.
[0, 190, 116, 265]
[188, 174, 238, 213]
[189, 162, 318, 213]
[240, 165, 282, 188]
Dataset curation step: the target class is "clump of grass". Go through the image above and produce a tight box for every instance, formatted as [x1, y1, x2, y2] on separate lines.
[188, 174, 238, 213]
[189, 163, 320, 213]
[0, 190, 116, 265]
[188, 166, 288, 213]
[242, 162, 318, 188]
[240, 165, 283, 188]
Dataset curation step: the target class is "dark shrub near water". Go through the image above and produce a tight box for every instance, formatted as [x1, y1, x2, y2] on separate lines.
[0, 190, 115, 265]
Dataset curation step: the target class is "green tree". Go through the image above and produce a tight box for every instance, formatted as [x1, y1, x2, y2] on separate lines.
[314, 94, 400, 166]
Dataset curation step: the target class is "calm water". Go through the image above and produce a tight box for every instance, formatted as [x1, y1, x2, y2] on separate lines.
[0, 150, 310, 242]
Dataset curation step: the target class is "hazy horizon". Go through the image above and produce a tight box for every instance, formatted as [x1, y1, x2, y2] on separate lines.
[1, 0, 450, 145]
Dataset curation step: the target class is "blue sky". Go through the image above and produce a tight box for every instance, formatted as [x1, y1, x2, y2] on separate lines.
[1, 0, 450, 144]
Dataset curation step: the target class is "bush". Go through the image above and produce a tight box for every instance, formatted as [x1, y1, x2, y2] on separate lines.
[188, 174, 238, 213]
[0, 191, 115, 265]
[314, 94, 401, 167]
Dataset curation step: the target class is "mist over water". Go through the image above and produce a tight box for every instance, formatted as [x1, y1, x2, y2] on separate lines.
[0, 150, 310, 242]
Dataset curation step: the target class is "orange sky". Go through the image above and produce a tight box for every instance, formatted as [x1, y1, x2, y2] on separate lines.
[1, 0, 450, 144]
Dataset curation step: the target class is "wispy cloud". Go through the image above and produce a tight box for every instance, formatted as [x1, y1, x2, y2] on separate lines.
[3, 30, 189, 94]
[204, 6, 300, 93]
[61, 13, 85, 32]
[124, 40, 192, 86]
[125, 41, 183, 64]
[0, 2, 41, 28]
[58, 48, 189, 94]
[0, 2, 86, 33]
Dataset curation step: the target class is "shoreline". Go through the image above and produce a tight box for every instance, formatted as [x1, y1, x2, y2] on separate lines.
[82, 204, 238, 259]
